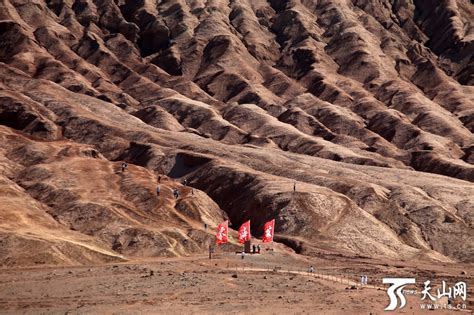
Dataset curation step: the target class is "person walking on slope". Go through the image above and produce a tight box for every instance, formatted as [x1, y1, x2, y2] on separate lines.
[121, 162, 128, 173]
[157, 175, 161, 183]
[156, 186, 160, 196]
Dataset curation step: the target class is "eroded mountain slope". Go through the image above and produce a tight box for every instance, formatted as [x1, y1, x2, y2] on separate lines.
[0, 0, 472, 265]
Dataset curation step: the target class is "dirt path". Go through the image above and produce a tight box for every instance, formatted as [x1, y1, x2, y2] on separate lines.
[234, 267, 374, 288]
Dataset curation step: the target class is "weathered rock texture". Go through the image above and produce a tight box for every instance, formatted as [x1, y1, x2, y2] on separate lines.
[0, 0, 472, 266]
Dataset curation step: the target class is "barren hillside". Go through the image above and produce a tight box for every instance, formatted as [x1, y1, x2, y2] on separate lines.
[0, 0, 473, 266]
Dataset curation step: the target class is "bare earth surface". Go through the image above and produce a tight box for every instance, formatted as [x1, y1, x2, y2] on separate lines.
[1, 259, 381, 314]
[0, 0, 473, 313]
[0, 0, 473, 267]
[0, 248, 472, 314]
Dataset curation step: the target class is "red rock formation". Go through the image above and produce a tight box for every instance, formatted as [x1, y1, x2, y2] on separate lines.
[0, 0, 472, 266]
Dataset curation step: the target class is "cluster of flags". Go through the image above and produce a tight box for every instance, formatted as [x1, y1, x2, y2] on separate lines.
[215, 219, 275, 245]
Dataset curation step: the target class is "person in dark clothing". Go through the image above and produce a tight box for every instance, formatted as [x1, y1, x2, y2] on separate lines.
[293, 182, 296, 191]
[158, 175, 161, 183]
[121, 162, 128, 173]
[183, 178, 188, 186]
[252, 244, 256, 254]
[156, 186, 160, 196]
[257, 244, 261, 254]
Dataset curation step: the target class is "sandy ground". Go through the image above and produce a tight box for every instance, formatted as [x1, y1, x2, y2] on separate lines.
[0, 250, 472, 315]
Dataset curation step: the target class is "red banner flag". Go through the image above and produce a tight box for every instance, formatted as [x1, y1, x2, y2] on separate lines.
[238, 220, 251, 244]
[215, 220, 228, 245]
[262, 219, 275, 243]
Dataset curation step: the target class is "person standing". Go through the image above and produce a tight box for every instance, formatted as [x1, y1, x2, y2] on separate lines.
[293, 182, 296, 191]
[156, 186, 160, 196]
[121, 162, 128, 173]
[257, 244, 261, 254]
[157, 175, 161, 183]
[208, 244, 214, 260]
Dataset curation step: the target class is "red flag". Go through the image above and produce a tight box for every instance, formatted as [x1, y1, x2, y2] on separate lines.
[215, 220, 228, 245]
[238, 220, 251, 244]
[262, 219, 275, 243]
